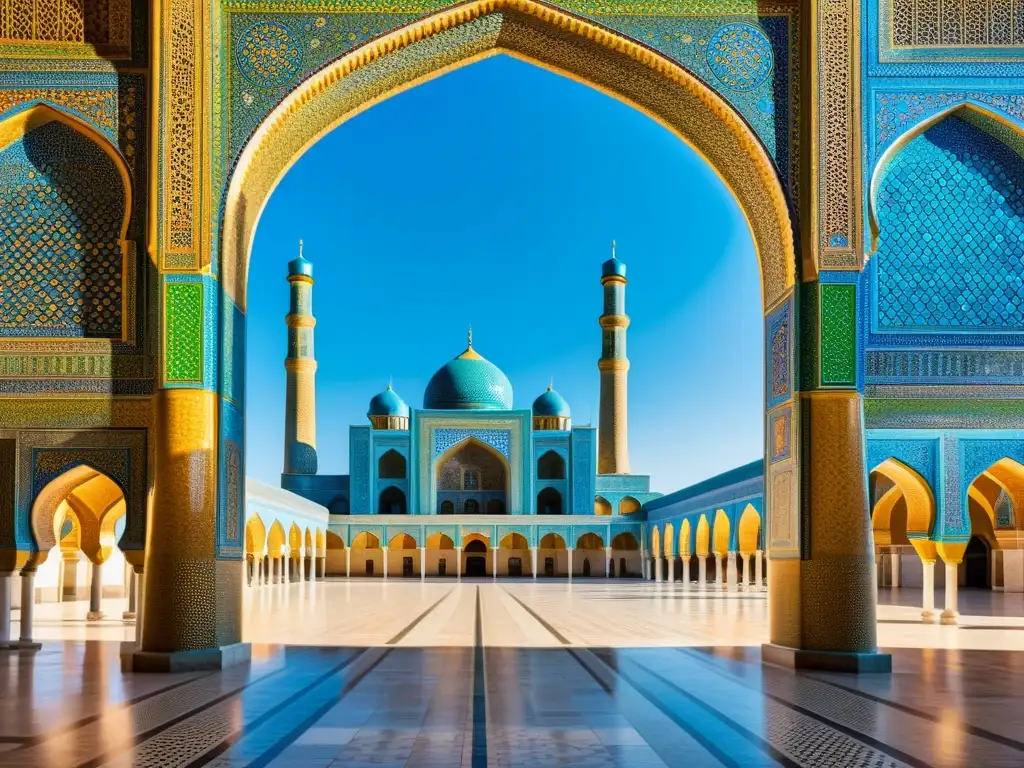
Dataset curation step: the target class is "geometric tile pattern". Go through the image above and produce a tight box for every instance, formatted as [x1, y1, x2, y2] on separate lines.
[0, 119, 125, 337]
[820, 284, 857, 385]
[165, 281, 204, 383]
[435, 429, 511, 460]
[875, 115, 1024, 331]
[890, 0, 1024, 47]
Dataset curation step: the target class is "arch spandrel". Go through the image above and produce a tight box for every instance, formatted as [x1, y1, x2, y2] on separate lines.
[223, 0, 795, 311]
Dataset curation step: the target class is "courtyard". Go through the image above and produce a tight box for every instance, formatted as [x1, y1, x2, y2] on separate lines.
[2, 581, 1024, 767]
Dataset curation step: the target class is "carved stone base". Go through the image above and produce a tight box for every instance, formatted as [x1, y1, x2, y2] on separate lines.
[123, 642, 251, 673]
[762, 643, 892, 673]
[86, 611, 104, 621]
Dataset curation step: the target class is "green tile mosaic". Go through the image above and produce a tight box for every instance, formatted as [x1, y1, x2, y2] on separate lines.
[820, 283, 856, 386]
[165, 282, 204, 383]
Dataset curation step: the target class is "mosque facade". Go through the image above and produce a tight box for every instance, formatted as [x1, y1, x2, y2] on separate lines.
[280, 250, 658, 578]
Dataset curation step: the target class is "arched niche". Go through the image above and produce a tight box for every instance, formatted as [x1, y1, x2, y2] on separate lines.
[0, 103, 133, 340]
[870, 458, 936, 540]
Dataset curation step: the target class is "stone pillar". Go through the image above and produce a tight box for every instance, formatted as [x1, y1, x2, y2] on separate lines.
[567, 548, 574, 580]
[134, 569, 145, 646]
[642, 555, 649, 580]
[913, 540, 938, 623]
[681, 555, 690, 591]
[605, 547, 612, 578]
[755, 550, 763, 590]
[493, 547, 498, 579]
[318, 556, 326, 578]
[531, 548, 537, 579]
[891, 548, 901, 587]
[382, 547, 389, 580]
[0, 573, 10, 648]
[938, 543, 966, 626]
[420, 547, 427, 580]
[345, 550, 351, 579]
[87, 561, 103, 621]
[715, 555, 724, 591]
[456, 547, 463, 580]
[124, 569, 138, 621]
[16, 570, 39, 649]
[654, 556, 662, 582]
[667, 556, 675, 583]
[698, 555, 707, 589]
[727, 552, 738, 592]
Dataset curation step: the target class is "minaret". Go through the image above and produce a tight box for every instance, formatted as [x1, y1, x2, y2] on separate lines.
[598, 241, 630, 474]
[283, 241, 318, 475]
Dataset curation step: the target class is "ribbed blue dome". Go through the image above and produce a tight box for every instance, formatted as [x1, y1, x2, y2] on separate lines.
[368, 386, 409, 417]
[601, 256, 626, 279]
[424, 346, 513, 410]
[532, 386, 570, 417]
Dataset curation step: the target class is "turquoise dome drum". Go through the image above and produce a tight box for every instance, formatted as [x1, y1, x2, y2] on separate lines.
[424, 345, 513, 410]
[368, 386, 409, 417]
[532, 386, 570, 418]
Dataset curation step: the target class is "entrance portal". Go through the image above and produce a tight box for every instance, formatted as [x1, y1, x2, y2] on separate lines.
[965, 537, 989, 588]
[509, 557, 523, 577]
[466, 557, 486, 577]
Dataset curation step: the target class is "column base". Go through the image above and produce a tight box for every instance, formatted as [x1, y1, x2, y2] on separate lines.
[86, 611, 104, 621]
[10, 640, 42, 651]
[123, 611, 137, 621]
[762, 643, 892, 674]
[940, 610, 959, 625]
[123, 642, 252, 673]
[921, 610, 938, 623]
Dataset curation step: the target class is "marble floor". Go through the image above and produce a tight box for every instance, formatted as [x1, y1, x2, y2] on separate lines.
[3, 581, 1024, 766]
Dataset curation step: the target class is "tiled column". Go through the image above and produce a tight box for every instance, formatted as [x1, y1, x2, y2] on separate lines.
[16, 569, 39, 649]
[420, 547, 426, 580]
[727, 553, 737, 592]
[567, 548, 574, 580]
[456, 547, 463, 580]
[87, 562, 103, 620]
[531, 547, 538, 579]
[938, 543, 966, 626]
[698, 555, 707, 589]
[654, 556, 662, 582]
[0, 573, 10, 648]
[605, 547, 612, 578]
[382, 547, 389, 580]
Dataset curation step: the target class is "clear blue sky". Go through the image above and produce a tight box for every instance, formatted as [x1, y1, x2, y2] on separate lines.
[246, 54, 763, 494]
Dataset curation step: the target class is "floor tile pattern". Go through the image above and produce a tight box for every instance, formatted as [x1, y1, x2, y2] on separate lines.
[3, 582, 1024, 767]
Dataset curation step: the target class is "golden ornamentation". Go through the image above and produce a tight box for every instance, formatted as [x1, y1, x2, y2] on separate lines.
[223, 0, 795, 310]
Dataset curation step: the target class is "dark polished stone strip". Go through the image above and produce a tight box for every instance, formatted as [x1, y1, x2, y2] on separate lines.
[74, 659, 305, 768]
[810, 668, 1024, 753]
[195, 587, 457, 767]
[501, 590, 572, 644]
[594, 649, 797, 768]
[9, 665, 202, 747]
[677, 649, 933, 768]
[387, 587, 454, 645]
[186, 649, 364, 768]
[472, 586, 488, 768]
[239, 648, 393, 768]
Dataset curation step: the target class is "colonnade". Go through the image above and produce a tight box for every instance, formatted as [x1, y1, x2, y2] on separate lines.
[875, 541, 967, 625]
[643, 550, 765, 592]
[247, 548, 325, 587]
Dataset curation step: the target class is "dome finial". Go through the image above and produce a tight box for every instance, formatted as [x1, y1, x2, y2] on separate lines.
[548, 376, 554, 391]
[298, 238, 304, 259]
[611, 239, 616, 259]
[468, 324, 473, 348]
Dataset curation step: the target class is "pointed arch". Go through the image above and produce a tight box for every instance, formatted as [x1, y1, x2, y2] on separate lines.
[501, 532, 529, 549]
[577, 532, 604, 550]
[977, 458, 1024, 531]
[695, 515, 710, 557]
[540, 533, 565, 549]
[352, 531, 380, 549]
[288, 523, 302, 552]
[619, 497, 641, 515]
[651, 525, 660, 556]
[427, 533, 455, 549]
[378, 449, 407, 479]
[869, 101, 1024, 251]
[738, 504, 761, 554]
[611, 532, 638, 550]
[325, 531, 345, 550]
[435, 437, 510, 494]
[537, 487, 563, 515]
[31, 464, 125, 563]
[222, 0, 794, 310]
[246, 514, 267, 556]
[378, 485, 408, 515]
[389, 532, 417, 550]
[267, 521, 287, 557]
[712, 509, 730, 555]
[305, 527, 313, 554]
[664, 522, 675, 558]
[871, 458, 936, 538]
[537, 450, 566, 480]
[594, 496, 612, 516]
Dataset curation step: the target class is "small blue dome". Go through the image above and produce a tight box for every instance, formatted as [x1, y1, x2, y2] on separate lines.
[533, 386, 570, 418]
[368, 386, 409, 417]
[424, 345, 513, 410]
[602, 256, 626, 279]
[288, 255, 313, 279]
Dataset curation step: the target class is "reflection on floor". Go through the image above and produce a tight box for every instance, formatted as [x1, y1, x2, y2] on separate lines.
[4, 581, 1024, 766]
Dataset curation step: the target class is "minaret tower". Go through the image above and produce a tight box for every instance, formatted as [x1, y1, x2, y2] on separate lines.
[283, 241, 318, 475]
[598, 241, 631, 474]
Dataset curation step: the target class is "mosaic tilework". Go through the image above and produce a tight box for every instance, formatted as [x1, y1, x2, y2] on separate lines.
[820, 284, 857, 386]
[889, 0, 1024, 48]
[874, 93, 1024, 153]
[996, 489, 1013, 527]
[875, 115, 1024, 332]
[435, 429, 511, 460]
[943, 433, 964, 533]
[865, 438, 937, 487]
[0, 119, 125, 338]
[0, 89, 117, 136]
[770, 407, 791, 462]
[164, 281, 204, 383]
[766, 301, 791, 409]
[706, 22, 773, 91]
[236, 20, 304, 87]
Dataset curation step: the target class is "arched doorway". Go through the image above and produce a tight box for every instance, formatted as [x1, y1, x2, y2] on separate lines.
[436, 438, 509, 517]
[964, 537, 990, 589]
[537, 487, 562, 516]
[378, 486, 408, 515]
[465, 539, 488, 577]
